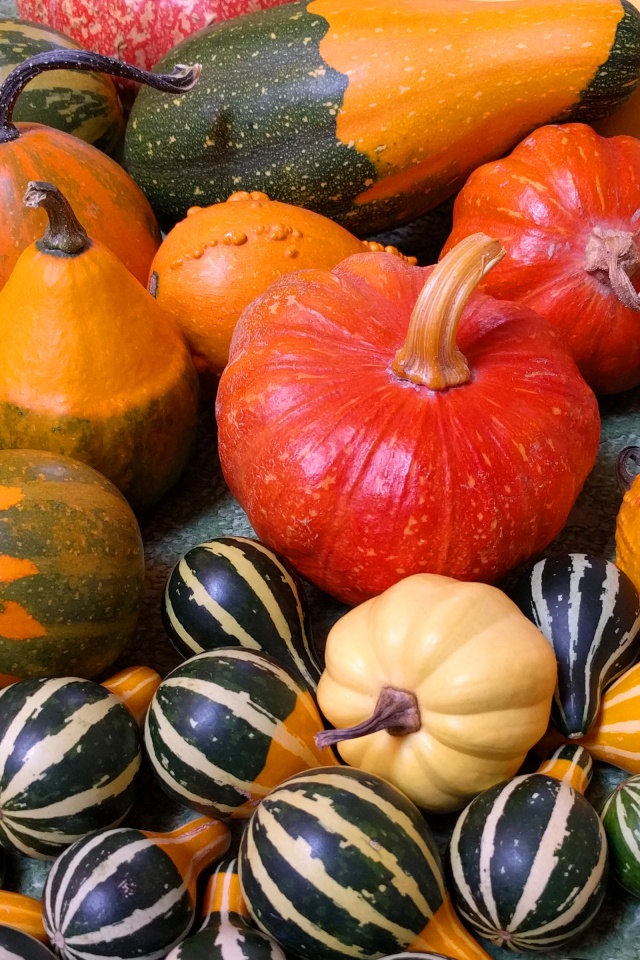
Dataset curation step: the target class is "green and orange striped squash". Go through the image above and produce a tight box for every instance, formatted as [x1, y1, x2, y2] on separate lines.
[238, 765, 492, 960]
[0, 18, 124, 155]
[125, 0, 640, 232]
[43, 816, 232, 960]
[0, 448, 145, 680]
[144, 648, 338, 819]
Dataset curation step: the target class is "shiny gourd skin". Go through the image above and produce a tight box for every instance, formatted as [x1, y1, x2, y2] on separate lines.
[125, 0, 640, 232]
[216, 238, 601, 605]
[601, 772, 640, 897]
[0, 183, 199, 512]
[0, 925, 57, 960]
[509, 554, 640, 738]
[43, 817, 232, 960]
[239, 765, 492, 960]
[442, 123, 640, 394]
[315, 573, 557, 813]
[161, 536, 321, 689]
[0, 676, 141, 859]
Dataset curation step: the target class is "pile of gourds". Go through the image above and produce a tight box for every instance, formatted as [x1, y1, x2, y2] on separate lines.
[4, 0, 640, 957]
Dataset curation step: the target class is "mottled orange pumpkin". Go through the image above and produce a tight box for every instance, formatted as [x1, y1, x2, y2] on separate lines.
[149, 191, 415, 374]
[0, 182, 199, 512]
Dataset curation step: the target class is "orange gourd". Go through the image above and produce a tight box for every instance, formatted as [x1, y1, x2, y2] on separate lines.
[616, 445, 640, 594]
[0, 181, 199, 511]
[0, 48, 200, 290]
[149, 190, 416, 374]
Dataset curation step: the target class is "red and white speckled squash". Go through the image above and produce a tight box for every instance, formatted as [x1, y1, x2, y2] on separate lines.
[17, 0, 296, 75]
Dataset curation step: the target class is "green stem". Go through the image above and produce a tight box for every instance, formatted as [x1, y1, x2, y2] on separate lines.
[23, 182, 89, 256]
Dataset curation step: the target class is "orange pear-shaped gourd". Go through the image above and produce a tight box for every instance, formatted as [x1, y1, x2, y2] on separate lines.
[0, 182, 199, 511]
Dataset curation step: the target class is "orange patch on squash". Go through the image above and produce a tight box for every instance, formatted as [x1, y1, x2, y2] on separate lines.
[0, 555, 39, 583]
[0, 600, 46, 640]
[0, 485, 24, 509]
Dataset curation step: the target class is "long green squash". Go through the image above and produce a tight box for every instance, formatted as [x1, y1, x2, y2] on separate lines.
[125, 0, 640, 234]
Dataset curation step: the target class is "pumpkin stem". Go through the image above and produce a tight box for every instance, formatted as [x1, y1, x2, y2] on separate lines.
[617, 445, 640, 492]
[23, 182, 89, 255]
[391, 233, 505, 389]
[585, 227, 640, 310]
[314, 686, 421, 749]
[0, 50, 201, 143]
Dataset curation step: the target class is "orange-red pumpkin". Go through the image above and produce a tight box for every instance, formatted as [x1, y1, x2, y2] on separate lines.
[442, 122, 640, 394]
[216, 234, 601, 605]
[0, 48, 199, 289]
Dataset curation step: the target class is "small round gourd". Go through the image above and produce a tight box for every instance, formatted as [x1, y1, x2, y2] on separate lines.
[448, 773, 608, 951]
[144, 648, 337, 819]
[0, 676, 141, 859]
[509, 553, 640, 738]
[43, 817, 231, 960]
[0, 449, 145, 680]
[601, 773, 640, 897]
[161, 536, 321, 688]
[239, 765, 492, 960]
[0, 924, 57, 959]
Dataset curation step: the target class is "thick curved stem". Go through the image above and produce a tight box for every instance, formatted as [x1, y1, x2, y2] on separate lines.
[314, 686, 421, 749]
[617, 445, 640, 493]
[391, 233, 505, 390]
[24, 182, 89, 255]
[0, 50, 201, 143]
[585, 227, 640, 310]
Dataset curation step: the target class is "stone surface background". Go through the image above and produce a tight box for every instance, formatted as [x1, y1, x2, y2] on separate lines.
[1, 5, 640, 956]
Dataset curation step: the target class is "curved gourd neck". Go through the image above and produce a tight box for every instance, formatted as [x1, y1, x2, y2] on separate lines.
[142, 817, 232, 905]
[536, 744, 593, 795]
[200, 859, 251, 930]
[391, 233, 505, 390]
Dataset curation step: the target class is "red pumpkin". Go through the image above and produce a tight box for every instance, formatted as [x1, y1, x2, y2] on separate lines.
[216, 234, 601, 606]
[18, 0, 295, 77]
[442, 122, 640, 395]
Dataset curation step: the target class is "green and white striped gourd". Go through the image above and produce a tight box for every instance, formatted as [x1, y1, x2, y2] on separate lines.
[380, 955, 456, 959]
[509, 554, 640, 737]
[161, 537, 321, 689]
[0, 924, 57, 960]
[239, 765, 492, 960]
[144, 648, 337, 819]
[42, 816, 231, 960]
[0, 676, 141, 859]
[601, 772, 640, 897]
[447, 748, 608, 952]
[166, 857, 287, 959]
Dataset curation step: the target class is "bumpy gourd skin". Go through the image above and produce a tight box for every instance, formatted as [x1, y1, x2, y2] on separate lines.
[0, 236, 199, 511]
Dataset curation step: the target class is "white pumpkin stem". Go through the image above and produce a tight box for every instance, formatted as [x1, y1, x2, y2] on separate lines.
[391, 232, 505, 390]
[314, 685, 421, 749]
[585, 227, 640, 310]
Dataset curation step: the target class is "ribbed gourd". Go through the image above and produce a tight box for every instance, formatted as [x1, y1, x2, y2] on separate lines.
[0, 676, 141, 859]
[43, 817, 232, 960]
[447, 745, 608, 952]
[509, 553, 640, 738]
[601, 772, 640, 897]
[144, 648, 337, 819]
[166, 858, 287, 959]
[161, 536, 321, 688]
[239, 765, 492, 960]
